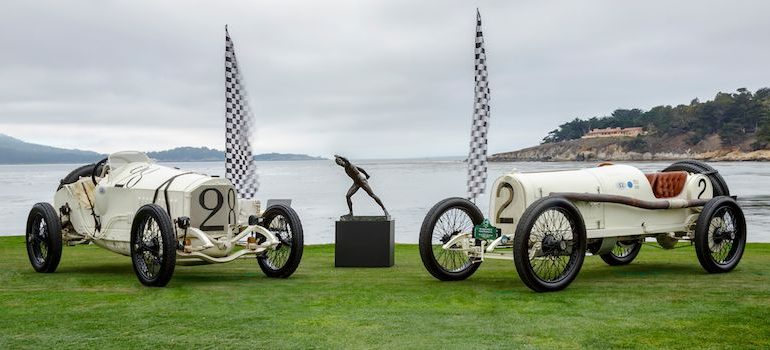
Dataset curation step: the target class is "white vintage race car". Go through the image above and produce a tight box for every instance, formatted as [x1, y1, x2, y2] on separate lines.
[25, 151, 303, 287]
[419, 160, 747, 292]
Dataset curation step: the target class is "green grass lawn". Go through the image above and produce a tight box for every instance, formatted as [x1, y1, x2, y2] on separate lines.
[1, 236, 769, 349]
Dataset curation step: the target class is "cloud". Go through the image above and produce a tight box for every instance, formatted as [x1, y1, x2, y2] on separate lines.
[0, 0, 768, 158]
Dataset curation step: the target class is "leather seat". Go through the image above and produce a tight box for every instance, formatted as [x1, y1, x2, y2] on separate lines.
[644, 171, 688, 198]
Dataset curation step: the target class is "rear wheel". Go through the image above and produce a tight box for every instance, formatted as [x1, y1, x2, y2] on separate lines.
[258, 204, 304, 278]
[130, 204, 177, 287]
[694, 197, 746, 273]
[599, 239, 642, 266]
[26, 203, 63, 273]
[663, 160, 729, 196]
[513, 197, 586, 292]
[419, 197, 484, 281]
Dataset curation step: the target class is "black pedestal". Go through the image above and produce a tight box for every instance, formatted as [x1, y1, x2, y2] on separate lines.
[335, 216, 394, 267]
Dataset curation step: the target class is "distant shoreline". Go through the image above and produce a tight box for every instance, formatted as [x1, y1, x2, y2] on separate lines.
[0, 158, 330, 166]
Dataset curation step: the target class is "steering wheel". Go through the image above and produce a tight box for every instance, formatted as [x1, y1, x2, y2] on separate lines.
[91, 158, 108, 185]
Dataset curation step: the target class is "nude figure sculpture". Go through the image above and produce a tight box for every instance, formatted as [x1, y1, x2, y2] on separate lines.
[334, 155, 389, 217]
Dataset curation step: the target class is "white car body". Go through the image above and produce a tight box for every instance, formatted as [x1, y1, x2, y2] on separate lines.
[492, 164, 711, 238]
[447, 164, 714, 260]
[55, 151, 279, 264]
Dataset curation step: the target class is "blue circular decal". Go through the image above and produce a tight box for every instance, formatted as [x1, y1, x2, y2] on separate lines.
[627, 181, 633, 188]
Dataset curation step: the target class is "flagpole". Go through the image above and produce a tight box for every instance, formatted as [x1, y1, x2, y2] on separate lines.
[224, 26, 260, 199]
[466, 9, 491, 202]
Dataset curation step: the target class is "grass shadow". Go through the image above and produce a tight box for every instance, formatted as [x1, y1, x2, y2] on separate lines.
[580, 262, 706, 279]
[56, 262, 133, 275]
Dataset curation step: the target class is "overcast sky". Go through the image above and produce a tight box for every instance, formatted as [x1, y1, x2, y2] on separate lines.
[0, 1, 768, 158]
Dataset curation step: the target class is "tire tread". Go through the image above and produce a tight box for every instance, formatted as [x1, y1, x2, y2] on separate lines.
[258, 204, 304, 278]
[130, 204, 176, 287]
[418, 197, 483, 281]
[26, 202, 63, 273]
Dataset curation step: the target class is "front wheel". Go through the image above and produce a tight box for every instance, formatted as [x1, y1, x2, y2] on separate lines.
[513, 197, 587, 292]
[418, 197, 484, 281]
[130, 204, 177, 287]
[26, 203, 63, 273]
[600, 239, 642, 266]
[258, 204, 304, 278]
[694, 197, 746, 273]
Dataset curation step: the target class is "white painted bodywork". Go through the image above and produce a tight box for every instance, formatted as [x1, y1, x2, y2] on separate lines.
[54, 151, 279, 264]
[463, 164, 713, 261]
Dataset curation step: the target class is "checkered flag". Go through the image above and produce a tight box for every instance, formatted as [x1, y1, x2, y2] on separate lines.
[225, 26, 259, 199]
[466, 9, 491, 201]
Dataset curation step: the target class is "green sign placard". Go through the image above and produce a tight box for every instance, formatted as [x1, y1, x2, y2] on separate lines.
[473, 219, 499, 241]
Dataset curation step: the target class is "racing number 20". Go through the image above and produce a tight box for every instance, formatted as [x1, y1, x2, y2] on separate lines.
[199, 188, 236, 231]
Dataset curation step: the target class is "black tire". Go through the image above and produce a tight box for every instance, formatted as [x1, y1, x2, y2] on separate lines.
[694, 197, 746, 273]
[258, 204, 304, 278]
[26, 203, 63, 273]
[418, 197, 484, 281]
[662, 160, 729, 197]
[130, 204, 177, 287]
[57, 163, 97, 191]
[599, 239, 642, 266]
[513, 197, 587, 292]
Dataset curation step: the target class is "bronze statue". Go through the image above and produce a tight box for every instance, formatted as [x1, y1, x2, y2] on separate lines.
[334, 155, 389, 217]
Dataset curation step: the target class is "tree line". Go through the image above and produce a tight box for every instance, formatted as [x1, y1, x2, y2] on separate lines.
[542, 88, 770, 149]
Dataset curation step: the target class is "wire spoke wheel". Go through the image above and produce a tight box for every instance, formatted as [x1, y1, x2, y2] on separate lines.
[264, 214, 292, 270]
[29, 218, 50, 265]
[133, 217, 164, 281]
[706, 207, 739, 265]
[526, 208, 579, 283]
[514, 197, 586, 292]
[695, 196, 746, 273]
[25, 203, 62, 273]
[419, 198, 484, 281]
[600, 239, 642, 266]
[611, 242, 634, 258]
[258, 204, 304, 278]
[130, 204, 176, 287]
[431, 208, 474, 272]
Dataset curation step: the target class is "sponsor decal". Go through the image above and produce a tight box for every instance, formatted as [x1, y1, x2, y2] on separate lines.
[618, 180, 640, 190]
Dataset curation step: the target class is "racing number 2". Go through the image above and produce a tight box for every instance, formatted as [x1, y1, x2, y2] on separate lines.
[199, 188, 236, 231]
[496, 183, 514, 224]
[697, 178, 707, 199]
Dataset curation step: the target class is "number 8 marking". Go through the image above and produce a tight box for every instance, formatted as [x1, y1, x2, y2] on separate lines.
[227, 188, 236, 225]
[199, 188, 224, 231]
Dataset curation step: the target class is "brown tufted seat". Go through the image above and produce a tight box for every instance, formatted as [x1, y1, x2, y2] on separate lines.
[644, 171, 688, 198]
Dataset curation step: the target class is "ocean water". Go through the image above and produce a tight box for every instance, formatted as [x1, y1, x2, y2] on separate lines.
[0, 160, 768, 243]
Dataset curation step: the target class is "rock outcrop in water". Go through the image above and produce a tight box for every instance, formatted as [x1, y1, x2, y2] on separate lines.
[490, 136, 770, 162]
